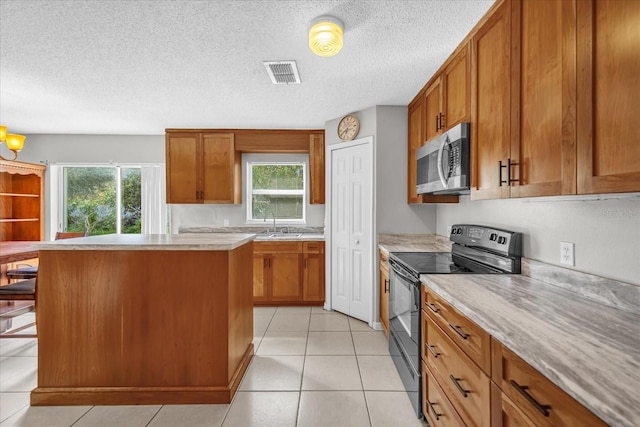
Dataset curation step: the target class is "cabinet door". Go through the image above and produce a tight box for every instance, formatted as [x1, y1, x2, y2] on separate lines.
[253, 253, 269, 302]
[379, 254, 389, 336]
[425, 76, 444, 142]
[491, 383, 537, 427]
[309, 134, 325, 204]
[303, 252, 325, 302]
[443, 45, 470, 129]
[509, 0, 577, 198]
[471, 0, 511, 200]
[270, 253, 302, 301]
[201, 133, 239, 204]
[407, 96, 425, 204]
[166, 133, 200, 204]
[577, 0, 640, 194]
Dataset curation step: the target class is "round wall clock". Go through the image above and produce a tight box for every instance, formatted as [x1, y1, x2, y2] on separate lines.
[337, 114, 360, 141]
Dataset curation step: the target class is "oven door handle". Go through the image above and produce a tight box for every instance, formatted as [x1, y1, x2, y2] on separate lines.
[389, 261, 419, 286]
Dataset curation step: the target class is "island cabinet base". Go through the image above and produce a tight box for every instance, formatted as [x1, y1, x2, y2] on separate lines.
[31, 343, 253, 406]
[30, 243, 254, 406]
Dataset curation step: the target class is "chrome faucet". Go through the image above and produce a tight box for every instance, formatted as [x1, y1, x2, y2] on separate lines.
[271, 212, 277, 233]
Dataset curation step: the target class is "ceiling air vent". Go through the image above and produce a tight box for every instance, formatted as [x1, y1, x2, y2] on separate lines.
[263, 61, 301, 84]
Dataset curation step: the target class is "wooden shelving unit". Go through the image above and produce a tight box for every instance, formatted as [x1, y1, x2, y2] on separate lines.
[0, 160, 46, 242]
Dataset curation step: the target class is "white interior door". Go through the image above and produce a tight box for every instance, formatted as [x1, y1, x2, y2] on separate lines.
[330, 140, 373, 323]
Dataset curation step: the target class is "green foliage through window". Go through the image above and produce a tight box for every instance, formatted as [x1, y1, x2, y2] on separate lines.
[248, 163, 305, 222]
[63, 167, 141, 235]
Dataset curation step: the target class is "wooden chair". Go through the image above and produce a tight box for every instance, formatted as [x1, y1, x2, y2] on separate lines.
[0, 278, 36, 338]
[6, 232, 87, 282]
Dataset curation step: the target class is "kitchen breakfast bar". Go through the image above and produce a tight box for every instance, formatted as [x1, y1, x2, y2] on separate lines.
[29, 233, 255, 406]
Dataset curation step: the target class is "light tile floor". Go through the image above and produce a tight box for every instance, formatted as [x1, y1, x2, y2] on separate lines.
[0, 307, 426, 427]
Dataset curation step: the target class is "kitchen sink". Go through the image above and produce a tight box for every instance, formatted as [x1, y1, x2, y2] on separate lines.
[265, 233, 303, 239]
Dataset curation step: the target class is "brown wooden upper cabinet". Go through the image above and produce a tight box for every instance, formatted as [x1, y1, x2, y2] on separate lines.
[166, 130, 325, 205]
[576, 0, 640, 194]
[166, 132, 240, 204]
[309, 134, 325, 204]
[471, 0, 640, 200]
[407, 94, 426, 204]
[424, 46, 471, 142]
[407, 46, 469, 205]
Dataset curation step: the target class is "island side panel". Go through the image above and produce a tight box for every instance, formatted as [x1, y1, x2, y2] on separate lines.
[32, 248, 251, 405]
[227, 241, 254, 385]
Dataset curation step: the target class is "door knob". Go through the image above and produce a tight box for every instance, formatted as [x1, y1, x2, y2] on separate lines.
[355, 240, 360, 244]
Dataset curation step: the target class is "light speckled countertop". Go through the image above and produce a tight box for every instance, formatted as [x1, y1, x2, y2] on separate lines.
[377, 233, 639, 426]
[35, 233, 255, 251]
[179, 226, 324, 241]
[378, 233, 451, 253]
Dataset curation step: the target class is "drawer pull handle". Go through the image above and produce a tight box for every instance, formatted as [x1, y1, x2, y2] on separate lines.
[449, 375, 469, 398]
[427, 401, 441, 421]
[427, 344, 440, 358]
[449, 324, 469, 340]
[426, 302, 439, 314]
[510, 380, 551, 417]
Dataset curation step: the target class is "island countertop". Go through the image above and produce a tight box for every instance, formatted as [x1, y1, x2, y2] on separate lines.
[34, 233, 255, 251]
[421, 273, 640, 427]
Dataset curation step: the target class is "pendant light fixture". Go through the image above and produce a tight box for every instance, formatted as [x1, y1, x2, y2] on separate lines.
[0, 125, 27, 161]
[309, 16, 344, 57]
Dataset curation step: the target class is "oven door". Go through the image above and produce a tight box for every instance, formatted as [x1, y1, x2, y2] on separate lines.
[388, 259, 422, 418]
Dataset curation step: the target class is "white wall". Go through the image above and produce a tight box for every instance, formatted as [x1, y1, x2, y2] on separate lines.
[436, 194, 640, 285]
[325, 106, 437, 234]
[16, 134, 165, 238]
[170, 153, 326, 231]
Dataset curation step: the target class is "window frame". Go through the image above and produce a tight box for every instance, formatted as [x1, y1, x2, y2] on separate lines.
[245, 161, 307, 225]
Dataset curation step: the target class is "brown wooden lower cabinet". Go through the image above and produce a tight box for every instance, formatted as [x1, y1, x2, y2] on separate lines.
[423, 361, 467, 427]
[491, 382, 537, 427]
[379, 250, 389, 336]
[425, 318, 491, 427]
[31, 244, 254, 405]
[421, 286, 607, 427]
[491, 339, 607, 427]
[253, 241, 324, 305]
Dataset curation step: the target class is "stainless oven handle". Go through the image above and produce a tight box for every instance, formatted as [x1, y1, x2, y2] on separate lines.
[437, 135, 449, 188]
[389, 260, 419, 285]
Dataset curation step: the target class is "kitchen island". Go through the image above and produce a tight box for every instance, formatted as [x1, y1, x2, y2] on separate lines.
[30, 233, 255, 406]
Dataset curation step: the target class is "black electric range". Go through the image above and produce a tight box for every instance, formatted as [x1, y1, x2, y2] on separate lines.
[387, 224, 522, 419]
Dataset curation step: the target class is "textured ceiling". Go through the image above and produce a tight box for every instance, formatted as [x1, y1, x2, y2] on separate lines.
[0, 0, 494, 135]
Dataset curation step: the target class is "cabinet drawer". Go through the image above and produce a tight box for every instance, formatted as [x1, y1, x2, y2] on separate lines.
[303, 241, 324, 254]
[253, 241, 302, 253]
[423, 287, 491, 374]
[423, 361, 466, 427]
[491, 339, 607, 427]
[491, 382, 537, 427]
[426, 318, 491, 427]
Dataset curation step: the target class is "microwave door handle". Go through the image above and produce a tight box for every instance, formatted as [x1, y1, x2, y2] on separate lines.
[437, 136, 448, 188]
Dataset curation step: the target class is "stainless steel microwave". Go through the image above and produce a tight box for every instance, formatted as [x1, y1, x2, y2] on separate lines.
[416, 122, 470, 195]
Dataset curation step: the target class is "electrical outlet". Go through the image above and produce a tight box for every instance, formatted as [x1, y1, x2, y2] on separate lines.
[223, 219, 229, 227]
[560, 241, 574, 266]
[447, 225, 452, 236]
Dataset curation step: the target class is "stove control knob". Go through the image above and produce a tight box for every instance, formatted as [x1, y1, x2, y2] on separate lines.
[498, 236, 507, 244]
[490, 233, 497, 241]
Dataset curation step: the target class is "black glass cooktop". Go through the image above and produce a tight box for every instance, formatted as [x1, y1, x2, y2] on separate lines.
[390, 252, 470, 274]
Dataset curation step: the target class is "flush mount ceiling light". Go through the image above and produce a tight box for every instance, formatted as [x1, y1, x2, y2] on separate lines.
[309, 16, 344, 57]
[0, 125, 26, 161]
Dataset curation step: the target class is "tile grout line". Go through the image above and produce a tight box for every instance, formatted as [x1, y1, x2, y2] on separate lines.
[350, 322, 374, 427]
